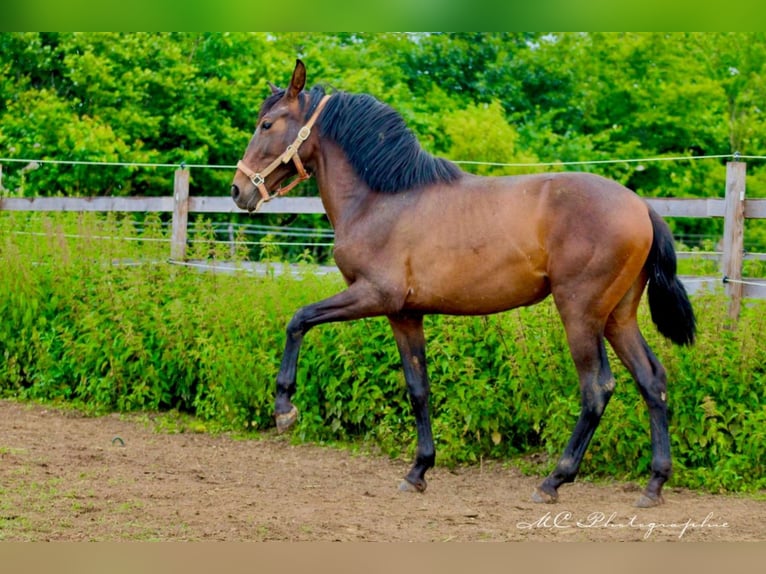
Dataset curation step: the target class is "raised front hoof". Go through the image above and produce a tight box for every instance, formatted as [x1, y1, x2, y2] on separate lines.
[635, 492, 665, 508]
[274, 405, 299, 433]
[398, 478, 427, 493]
[531, 487, 558, 504]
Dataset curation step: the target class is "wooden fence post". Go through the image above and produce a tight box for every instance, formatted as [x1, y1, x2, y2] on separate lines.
[721, 161, 746, 321]
[171, 168, 190, 261]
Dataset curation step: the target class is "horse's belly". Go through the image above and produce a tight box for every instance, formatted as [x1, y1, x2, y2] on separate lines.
[403, 256, 550, 315]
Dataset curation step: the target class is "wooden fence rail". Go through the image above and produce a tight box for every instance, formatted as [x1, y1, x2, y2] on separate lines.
[2, 161, 766, 318]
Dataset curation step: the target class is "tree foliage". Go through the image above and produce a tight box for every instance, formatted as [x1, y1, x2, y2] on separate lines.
[2, 32, 766, 245]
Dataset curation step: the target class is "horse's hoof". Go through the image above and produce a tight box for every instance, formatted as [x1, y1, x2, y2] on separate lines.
[398, 478, 427, 493]
[635, 493, 664, 508]
[274, 405, 298, 433]
[531, 487, 558, 504]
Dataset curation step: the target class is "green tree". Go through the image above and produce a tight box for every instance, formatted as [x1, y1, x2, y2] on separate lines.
[2, 32, 765, 251]
[443, 100, 539, 175]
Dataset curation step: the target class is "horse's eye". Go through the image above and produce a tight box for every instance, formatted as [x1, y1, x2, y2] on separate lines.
[261, 120, 272, 131]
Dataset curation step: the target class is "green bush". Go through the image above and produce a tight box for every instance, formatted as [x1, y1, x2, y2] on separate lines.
[1, 212, 764, 493]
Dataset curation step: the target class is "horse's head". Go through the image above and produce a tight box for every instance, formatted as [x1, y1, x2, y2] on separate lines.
[231, 59, 328, 212]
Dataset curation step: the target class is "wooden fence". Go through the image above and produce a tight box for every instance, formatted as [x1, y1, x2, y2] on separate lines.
[2, 161, 766, 319]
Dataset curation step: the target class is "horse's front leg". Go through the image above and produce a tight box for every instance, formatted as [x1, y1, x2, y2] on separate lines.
[388, 313, 434, 492]
[274, 281, 389, 432]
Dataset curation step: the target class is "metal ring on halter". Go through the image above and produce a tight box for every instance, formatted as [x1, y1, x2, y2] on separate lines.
[250, 173, 265, 187]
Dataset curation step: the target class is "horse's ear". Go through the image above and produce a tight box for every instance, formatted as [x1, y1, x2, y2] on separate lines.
[286, 59, 306, 101]
[268, 81, 280, 95]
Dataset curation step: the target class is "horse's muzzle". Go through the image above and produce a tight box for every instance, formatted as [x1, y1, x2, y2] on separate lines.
[231, 183, 256, 212]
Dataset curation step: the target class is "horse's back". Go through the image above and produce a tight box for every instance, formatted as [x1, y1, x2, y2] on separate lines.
[496, 171, 648, 213]
[377, 171, 653, 316]
[433, 170, 652, 260]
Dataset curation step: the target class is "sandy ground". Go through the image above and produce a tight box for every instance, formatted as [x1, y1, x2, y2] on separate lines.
[0, 399, 763, 542]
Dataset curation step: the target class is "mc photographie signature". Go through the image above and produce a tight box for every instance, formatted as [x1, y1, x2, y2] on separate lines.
[516, 511, 729, 539]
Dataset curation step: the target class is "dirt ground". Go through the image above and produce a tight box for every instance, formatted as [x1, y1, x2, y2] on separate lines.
[0, 399, 763, 542]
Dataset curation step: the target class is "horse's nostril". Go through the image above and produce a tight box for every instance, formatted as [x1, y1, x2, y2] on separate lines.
[231, 184, 240, 201]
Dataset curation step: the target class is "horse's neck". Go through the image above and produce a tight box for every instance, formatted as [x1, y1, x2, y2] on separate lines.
[314, 141, 375, 233]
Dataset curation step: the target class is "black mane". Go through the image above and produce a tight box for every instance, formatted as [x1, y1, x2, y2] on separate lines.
[307, 87, 463, 193]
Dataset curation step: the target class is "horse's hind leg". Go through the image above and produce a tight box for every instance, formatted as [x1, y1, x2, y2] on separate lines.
[605, 318, 671, 508]
[533, 320, 615, 503]
[388, 313, 435, 492]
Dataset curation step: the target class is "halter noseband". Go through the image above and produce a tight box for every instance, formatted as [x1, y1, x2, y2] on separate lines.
[236, 94, 331, 212]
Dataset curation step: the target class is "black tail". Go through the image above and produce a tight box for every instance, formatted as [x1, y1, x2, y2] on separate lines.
[646, 207, 696, 346]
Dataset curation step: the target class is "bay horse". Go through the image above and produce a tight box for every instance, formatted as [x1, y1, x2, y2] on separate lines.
[230, 60, 696, 508]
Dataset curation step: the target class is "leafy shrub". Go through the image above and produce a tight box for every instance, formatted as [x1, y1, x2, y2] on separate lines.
[1, 212, 764, 493]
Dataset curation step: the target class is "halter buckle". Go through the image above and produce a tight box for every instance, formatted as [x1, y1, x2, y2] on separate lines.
[297, 126, 311, 141]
